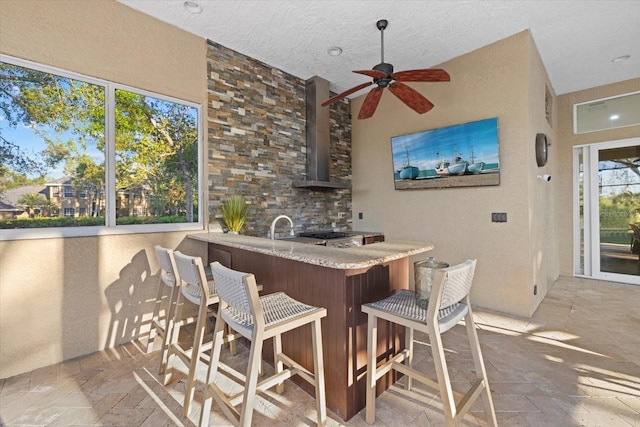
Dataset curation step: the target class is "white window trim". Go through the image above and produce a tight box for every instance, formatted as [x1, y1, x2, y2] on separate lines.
[0, 54, 205, 241]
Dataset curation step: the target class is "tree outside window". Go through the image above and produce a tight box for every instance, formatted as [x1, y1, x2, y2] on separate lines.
[0, 57, 201, 233]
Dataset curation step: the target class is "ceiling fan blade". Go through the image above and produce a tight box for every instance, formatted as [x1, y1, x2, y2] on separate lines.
[354, 69, 387, 79]
[321, 81, 373, 107]
[358, 87, 384, 119]
[388, 81, 434, 114]
[392, 69, 450, 82]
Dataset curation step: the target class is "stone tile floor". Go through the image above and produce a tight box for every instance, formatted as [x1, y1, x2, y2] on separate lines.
[1, 276, 639, 426]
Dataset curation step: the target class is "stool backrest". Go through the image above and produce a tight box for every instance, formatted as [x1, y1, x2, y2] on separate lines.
[155, 245, 177, 287]
[209, 261, 261, 324]
[436, 258, 477, 309]
[173, 251, 212, 300]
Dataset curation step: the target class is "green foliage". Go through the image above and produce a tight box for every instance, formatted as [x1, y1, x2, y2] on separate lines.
[599, 190, 640, 244]
[17, 192, 48, 216]
[220, 196, 248, 232]
[0, 135, 45, 175]
[0, 216, 103, 229]
[116, 215, 193, 225]
[0, 215, 194, 229]
[0, 167, 46, 192]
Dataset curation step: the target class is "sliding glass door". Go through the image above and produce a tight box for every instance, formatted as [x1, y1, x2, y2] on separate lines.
[574, 138, 640, 284]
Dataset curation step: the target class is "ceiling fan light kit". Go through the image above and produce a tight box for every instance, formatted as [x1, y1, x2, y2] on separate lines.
[322, 19, 450, 119]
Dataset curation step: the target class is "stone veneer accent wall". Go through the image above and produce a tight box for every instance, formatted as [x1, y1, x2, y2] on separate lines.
[206, 40, 352, 237]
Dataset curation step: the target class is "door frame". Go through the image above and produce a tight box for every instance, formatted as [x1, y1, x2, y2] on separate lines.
[573, 136, 640, 285]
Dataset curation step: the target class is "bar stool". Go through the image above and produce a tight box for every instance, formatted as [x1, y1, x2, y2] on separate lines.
[362, 258, 497, 426]
[146, 245, 181, 374]
[199, 261, 327, 427]
[163, 251, 226, 417]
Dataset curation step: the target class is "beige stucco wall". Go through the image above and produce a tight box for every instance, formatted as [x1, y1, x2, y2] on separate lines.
[351, 31, 558, 316]
[0, 233, 206, 377]
[526, 35, 558, 313]
[0, 0, 204, 103]
[556, 78, 640, 276]
[0, 0, 207, 378]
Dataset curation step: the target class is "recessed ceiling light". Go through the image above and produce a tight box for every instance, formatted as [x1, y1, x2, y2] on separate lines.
[611, 55, 630, 63]
[183, 1, 203, 14]
[610, 114, 620, 120]
[327, 47, 343, 57]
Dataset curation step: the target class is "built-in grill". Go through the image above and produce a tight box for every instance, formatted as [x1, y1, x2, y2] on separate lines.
[298, 231, 350, 239]
[298, 231, 363, 248]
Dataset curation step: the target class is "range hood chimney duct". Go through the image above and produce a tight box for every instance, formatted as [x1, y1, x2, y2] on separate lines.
[293, 76, 348, 190]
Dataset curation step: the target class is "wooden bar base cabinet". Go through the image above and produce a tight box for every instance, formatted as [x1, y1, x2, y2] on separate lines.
[207, 243, 410, 421]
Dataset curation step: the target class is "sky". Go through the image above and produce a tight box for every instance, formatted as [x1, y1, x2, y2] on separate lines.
[0, 115, 91, 180]
[390, 117, 500, 172]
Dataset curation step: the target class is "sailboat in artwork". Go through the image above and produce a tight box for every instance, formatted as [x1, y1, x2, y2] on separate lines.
[399, 147, 419, 180]
[445, 145, 468, 175]
[467, 146, 485, 174]
[435, 146, 468, 176]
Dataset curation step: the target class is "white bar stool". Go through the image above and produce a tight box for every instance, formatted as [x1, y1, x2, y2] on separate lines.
[362, 258, 497, 426]
[163, 251, 228, 417]
[146, 245, 181, 374]
[199, 261, 327, 427]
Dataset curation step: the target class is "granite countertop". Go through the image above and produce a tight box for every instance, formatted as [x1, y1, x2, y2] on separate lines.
[188, 232, 433, 270]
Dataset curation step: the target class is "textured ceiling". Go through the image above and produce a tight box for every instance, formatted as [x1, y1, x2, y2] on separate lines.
[117, 0, 640, 97]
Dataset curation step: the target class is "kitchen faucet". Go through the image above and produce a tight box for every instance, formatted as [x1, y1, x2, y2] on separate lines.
[270, 215, 295, 239]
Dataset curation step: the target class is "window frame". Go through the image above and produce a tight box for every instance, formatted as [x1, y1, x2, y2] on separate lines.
[573, 91, 640, 134]
[0, 54, 205, 241]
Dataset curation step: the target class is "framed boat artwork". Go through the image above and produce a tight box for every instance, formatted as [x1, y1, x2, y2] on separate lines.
[390, 117, 500, 190]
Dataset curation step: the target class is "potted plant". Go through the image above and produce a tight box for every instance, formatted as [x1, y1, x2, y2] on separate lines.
[220, 195, 248, 234]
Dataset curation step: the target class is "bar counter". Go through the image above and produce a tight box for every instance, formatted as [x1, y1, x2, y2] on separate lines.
[188, 232, 433, 420]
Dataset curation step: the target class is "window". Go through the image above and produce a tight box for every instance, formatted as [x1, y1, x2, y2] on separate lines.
[0, 55, 202, 239]
[574, 91, 640, 134]
[114, 89, 199, 225]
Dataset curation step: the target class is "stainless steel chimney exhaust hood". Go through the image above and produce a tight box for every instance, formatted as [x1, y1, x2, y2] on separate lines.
[293, 76, 348, 190]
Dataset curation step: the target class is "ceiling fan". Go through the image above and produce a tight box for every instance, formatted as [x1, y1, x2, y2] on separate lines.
[322, 19, 450, 120]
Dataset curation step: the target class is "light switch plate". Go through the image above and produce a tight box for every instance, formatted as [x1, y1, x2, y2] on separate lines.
[491, 212, 507, 222]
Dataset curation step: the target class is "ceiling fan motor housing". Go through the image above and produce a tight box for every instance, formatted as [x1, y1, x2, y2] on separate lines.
[373, 62, 393, 76]
[373, 62, 394, 86]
